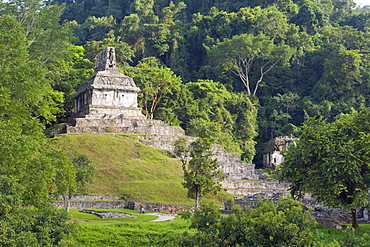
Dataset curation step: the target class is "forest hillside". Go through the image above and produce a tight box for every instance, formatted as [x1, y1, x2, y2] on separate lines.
[2, 0, 370, 165]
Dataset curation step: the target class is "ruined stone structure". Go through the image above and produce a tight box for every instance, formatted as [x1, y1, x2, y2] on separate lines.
[67, 47, 184, 136]
[262, 135, 297, 167]
[66, 47, 287, 196]
[74, 47, 144, 119]
[139, 134, 259, 181]
[222, 180, 290, 196]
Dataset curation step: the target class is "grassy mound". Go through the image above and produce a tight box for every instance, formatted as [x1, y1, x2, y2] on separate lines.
[54, 134, 232, 205]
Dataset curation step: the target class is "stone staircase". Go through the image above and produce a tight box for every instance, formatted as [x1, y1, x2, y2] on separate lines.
[135, 132, 290, 196]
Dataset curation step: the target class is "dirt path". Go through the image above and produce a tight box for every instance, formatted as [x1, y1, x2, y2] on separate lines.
[146, 213, 176, 221]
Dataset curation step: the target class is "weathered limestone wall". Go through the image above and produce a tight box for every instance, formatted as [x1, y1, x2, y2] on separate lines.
[67, 194, 122, 201]
[125, 201, 194, 212]
[67, 118, 185, 136]
[215, 152, 258, 180]
[224, 192, 286, 210]
[84, 105, 144, 119]
[54, 200, 194, 212]
[138, 135, 197, 152]
[91, 88, 138, 108]
[54, 201, 126, 209]
[137, 134, 258, 180]
[263, 135, 297, 167]
[221, 180, 290, 196]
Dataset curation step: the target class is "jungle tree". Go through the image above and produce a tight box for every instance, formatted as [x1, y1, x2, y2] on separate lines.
[280, 109, 370, 228]
[174, 138, 225, 208]
[207, 33, 295, 96]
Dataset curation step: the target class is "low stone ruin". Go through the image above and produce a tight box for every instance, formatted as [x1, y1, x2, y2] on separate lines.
[263, 135, 297, 168]
[79, 209, 138, 219]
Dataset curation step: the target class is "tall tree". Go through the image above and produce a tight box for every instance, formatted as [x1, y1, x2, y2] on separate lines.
[225, 92, 258, 162]
[174, 138, 225, 208]
[207, 33, 295, 96]
[0, 14, 76, 245]
[84, 36, 135, 65]
[185, 80, 240, 154]
[0, 14, 76, 205]
[279, 109, 370, 228]
[0, 177, 76, 246]
[0, 0, 95, 124]
[291, 0, 331, 35]
[125, 57, 182, 120]
[75, 15, 117, 44]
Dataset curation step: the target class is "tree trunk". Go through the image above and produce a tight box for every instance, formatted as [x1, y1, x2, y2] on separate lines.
[195, 189, 199, 208]
[64, 193, 72, 212]
[195, 185, 201, 208]
[66, 199, 70, 212]
[351, 208, 358, 228]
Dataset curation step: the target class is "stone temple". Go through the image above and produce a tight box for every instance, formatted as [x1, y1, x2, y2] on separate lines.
[73, 47, 144, 119]
[66, 47, 183, 136]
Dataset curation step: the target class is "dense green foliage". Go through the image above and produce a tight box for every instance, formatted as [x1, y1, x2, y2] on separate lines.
[35, 0, 370, 165]
[179, 197, 315, 246]
[0, 14, 76, 205]
[0, 178, 75, 246]
[0, 13, 78, 244]
[280, 109, 370, 227]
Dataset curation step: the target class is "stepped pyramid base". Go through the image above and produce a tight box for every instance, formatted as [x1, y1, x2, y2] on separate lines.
[66, 117, 185, 137]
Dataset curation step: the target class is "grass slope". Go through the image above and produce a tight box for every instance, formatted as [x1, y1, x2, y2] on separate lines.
[54, 134, 232, 205]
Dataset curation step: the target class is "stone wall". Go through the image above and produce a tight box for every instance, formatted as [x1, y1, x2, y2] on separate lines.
[215, 152, 258, 180]
[54, 199, 194, 212]
[67, 118, 185, 136]
[138, 134, 259, 180]
[263, 135, 297, 167]
[221, 180, 290, 196]
[54, 201, 127, 209]
[125, 201, 194, 213]
[224, 192, 286, 210]
[66, 194, 122, 201]
[138, 135, 197, 152]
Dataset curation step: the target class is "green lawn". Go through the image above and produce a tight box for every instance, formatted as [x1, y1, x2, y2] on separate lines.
[67, 208, 191, 246]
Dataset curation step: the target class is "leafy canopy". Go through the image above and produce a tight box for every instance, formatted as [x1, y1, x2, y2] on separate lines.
[279, 109, 370, 227]
[180, 196, 315, 246]
[175, 138, 225, 208]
